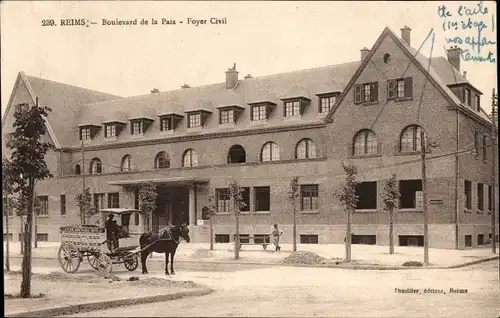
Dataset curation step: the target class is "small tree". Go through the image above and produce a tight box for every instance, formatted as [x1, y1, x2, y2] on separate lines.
[202, 190, 218, 251]
[288, 177, 300, 252]
[382, 173, 400, 255]
[2, 158, 15, 271]
[334, 163, 359, 263]
[75, 188, 97, 225]
[139, 184, 157, 231]
[229, 180, 247, 260]
[7, 99, 53, 298]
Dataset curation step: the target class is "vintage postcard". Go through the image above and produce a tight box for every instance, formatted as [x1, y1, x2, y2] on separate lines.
[1, 1, 498, 317]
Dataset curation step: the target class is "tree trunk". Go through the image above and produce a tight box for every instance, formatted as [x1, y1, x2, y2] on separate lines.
[389, 208, 394, 254]
[292, 205, 297, 252]
[234, 202, 240, 260]
[346, 208, 352, 262]
[20, 216, 24, 255]
[5, 195, 11, 271]
[209, 217, 214, 251]
[20, 180, 35, 298]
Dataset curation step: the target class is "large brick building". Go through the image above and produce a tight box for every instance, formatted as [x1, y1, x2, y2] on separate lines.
[2, 26, 498, 249]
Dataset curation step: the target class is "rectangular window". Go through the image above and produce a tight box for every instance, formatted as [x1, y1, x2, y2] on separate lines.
[478, 234, 484, 245]
[188, 113, 201, 128]
[240, 187, 250, 212]
[36, 233, 49, 242]
[254, 186, 270, 212]
[160, 117, 173, 131]
[220, 109, 234, 124]
[60, 195, 66, 215]
[300, 234, 319, 244]
[464, 88, 471, 106]
[131, 121, 143, 135]
[399, 235, 424, 247]
[354, 82, 378, 104]
[104, 124, 116, 138]
[319, 95, 336, 113]
[474, 131, 479, 153]
[482, 135, 488, 161]
[355, 181, 377, 210]
[284, 100, 300, 117]
[251, 105, 267, 121]
[215, 234, 230, 243]
[476, 94, 481, 111]
[465, 235, 472, 247]
[37, 196, 48, 216]
[300, 184, 319, 211]
[351, 235, 377, 245]
[80, 127, 91, 140]
[94, 193, 105, 210]
[396, 79, 405, 98]
[107, 193, 120, 208]
[399, 180, 423, 209]
[477, 183, 484, 211]
[388, 77, 413, 100]
[465, 180, 472, 210]
[254, 234, 270, 244]
[363, 84, 371, 102]
[216, 188, 230, 213]
[488, 185, 492, 211]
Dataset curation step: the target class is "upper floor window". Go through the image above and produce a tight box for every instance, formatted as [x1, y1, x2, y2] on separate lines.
[220, 109, 234, 124]
[131, 121, 143, 134]
[185, 109, 212, 129]
[284, 100, 300, 117]
[159, 113, 183, 132]
[75, 164, 81, 175]
[261, 142, 280, 162]
[183, 149, 199, 167]
[188, 113, 201, 128]
[464, 87, 471, 106]
[353, 129, 377, 155]
[296, 138, 317, 159]
[121, 155, 132, 172]
[160, 117, 173, 131]
[282, 97, 310, 117]
[482, 135, 488, 161]
[89, 158, 103, 174]
[80, 127, 91, 140]
[400, 125, 425, 153]
[104, 124, 116, 138]
[249, 102, 276, 121]
[228, 145, 246, 164]
[354, 82, 378, 104]
[475, 94, 481, 111]
[155, 151, 170, 169]
[319, 95, 337, 113]
[387, 77, 413, 100]
[36, 196, 49, 216]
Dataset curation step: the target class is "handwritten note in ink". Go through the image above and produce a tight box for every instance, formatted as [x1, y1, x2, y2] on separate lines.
[437, 1, 496, 63]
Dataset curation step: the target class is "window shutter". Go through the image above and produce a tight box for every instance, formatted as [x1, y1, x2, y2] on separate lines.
[404, 77, 413, 98]
[387, 80, 396, 100]
[370, 82, 378, 102]
[354, 85, 362, 104]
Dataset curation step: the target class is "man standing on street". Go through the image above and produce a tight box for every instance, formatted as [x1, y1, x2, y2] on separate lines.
[105, 214, 118, 251]
[271, 224, 283, 252]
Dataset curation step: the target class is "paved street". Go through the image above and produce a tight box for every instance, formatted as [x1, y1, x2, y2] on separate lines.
[13, 257, 498, 317]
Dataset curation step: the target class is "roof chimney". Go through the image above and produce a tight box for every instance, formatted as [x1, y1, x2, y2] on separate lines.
[401, 26, 411, 46]
[360, 47, 370, 61]
[244, 74, 253, 79]
[181, 84, 190, 89]
[225, 63, 238, 89]
[447, 46, 462, 71]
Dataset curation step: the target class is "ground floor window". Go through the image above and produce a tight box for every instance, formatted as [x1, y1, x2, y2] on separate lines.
[464, 235, 472, 247]
[238, 234, 250, 243]
[254, 234, 270, 244]
[300, 234, 319, 244]
[94, 193, 105, 211]
[36, 233, 48, 242]
[107, 193, 120, 208]
[215, 234, 230, 243]
[351, 234, 376, 245]
[477, 234, 484, 245]
[300, 184, 319, 211]
[398, 235, 423, 247]
[399, 180, 422, 209]
[477, 183, 484, 211]
[216, 188, 230, 213]
[241, 187, 250, 212]
[254, 186, 270, 212]
[356, 182, 377, 210]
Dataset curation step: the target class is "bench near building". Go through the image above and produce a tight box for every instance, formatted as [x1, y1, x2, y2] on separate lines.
[2, 26, 498, 249]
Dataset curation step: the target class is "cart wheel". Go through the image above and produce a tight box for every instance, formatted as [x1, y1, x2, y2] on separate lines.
[124, 254, 139, 271]
[87, 254, 99, 270]
[97, 254, 113, 275]
[57, 242, 81, 274]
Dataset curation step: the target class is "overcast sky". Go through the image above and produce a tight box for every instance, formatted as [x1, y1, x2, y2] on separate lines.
[1, 1, 497, 115]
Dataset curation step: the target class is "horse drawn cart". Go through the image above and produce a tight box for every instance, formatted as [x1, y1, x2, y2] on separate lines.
[57, 208, 144, 275]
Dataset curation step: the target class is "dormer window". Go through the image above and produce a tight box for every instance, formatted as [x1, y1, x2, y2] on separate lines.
[185, 109, 212, 129]
[217, 105, 244, 125]
[281, 97, 311, 117]
[129, 117, 154, 135]
[103, 121, 126, 139]
[78, 125, 100, 141]
[464, 87, 471, 106]
[249, 101, 276, 121]
[317, 92, 340, 114]
[475, 94, 480, 111]
[158, 113, 183, 132]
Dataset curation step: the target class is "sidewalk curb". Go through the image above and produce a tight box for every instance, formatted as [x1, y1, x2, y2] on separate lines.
[5, 287, 212, 317]
[9, 254, 498, 270]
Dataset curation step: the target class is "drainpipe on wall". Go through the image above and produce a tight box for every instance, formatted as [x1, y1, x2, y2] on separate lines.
[455, 106, 460, 250]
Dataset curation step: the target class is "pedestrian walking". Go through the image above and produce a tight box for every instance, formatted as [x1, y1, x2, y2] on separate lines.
[271, 224, 283, 252]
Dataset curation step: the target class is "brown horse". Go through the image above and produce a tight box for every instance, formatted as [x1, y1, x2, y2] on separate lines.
[139, 224, 190, 275]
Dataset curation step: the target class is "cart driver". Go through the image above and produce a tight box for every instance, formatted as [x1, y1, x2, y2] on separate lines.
[105, 214, 119, 251]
